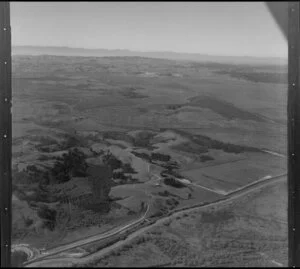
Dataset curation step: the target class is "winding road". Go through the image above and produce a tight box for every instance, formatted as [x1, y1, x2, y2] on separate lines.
[25, 172, 287, 268]
[24, 204, 150, 266]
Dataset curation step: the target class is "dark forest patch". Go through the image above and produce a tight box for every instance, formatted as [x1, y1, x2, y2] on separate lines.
[171, 129, 260, 154]
[188, 96, 264, 122]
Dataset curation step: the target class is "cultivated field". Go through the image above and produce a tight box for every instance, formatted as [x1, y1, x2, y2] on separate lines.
[181, 152, 286, 194]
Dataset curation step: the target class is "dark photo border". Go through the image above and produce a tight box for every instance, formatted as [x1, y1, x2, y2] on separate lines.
[287, 1, 300, 267]
[0, 1, 12, 268]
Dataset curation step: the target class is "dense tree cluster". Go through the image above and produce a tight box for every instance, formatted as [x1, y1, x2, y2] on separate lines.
[131, 151, 151, 162]
[122, 163, 136, 174]
[51, 148, 88, 183]
[164, 177, 186, 188]
[151, 152, 171, 162]
[37, 205, 57, 231]
[102, 151, 122, 170]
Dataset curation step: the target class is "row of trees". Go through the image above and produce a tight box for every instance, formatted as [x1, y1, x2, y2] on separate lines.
[164, 177, 186, 188]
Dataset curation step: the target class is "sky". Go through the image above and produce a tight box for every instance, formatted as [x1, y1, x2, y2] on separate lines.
[10, 2, 287, 58]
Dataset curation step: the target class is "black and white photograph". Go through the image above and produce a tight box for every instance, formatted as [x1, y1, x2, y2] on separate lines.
[2, 1, 290, 267]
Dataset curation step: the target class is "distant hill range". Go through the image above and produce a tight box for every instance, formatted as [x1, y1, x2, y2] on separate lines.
[12, 45, 287, 66]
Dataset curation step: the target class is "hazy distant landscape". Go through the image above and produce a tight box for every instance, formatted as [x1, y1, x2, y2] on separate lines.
[11, 46, 287, 267]
[13, 45, 287, 66]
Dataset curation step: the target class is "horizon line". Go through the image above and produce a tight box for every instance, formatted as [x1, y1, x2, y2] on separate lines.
[12, 44, 288, 60]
